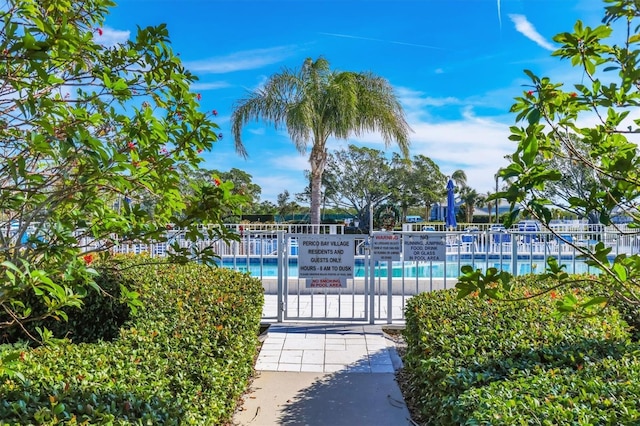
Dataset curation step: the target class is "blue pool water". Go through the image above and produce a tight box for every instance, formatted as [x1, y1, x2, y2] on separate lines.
[218, 256, 598, 279]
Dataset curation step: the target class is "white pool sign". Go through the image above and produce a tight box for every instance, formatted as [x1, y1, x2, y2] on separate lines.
[403, 233, 446, 262]
[372, 232, 401, 261]
[297, 235, 355, 288]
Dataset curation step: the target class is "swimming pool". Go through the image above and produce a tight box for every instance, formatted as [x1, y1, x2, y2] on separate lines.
[218, 256, 600, 279]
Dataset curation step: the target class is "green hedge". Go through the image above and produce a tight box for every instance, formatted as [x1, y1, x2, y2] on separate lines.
[2, 265, 133, 344]
[403, 275, 640, 425]
[455, 351, 640, 425]
[0, 257, 264, 425]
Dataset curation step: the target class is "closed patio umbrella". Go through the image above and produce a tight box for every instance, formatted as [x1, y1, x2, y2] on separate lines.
[445, 179, 457, 230]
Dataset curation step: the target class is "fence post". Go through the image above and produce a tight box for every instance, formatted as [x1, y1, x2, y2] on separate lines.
[387, 260, 392, 324]
[277, 230, 285, 322]
[367, 237, 375, 324]
[511, 234, 518, 276]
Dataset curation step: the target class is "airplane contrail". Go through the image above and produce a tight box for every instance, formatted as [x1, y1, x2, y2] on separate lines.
[319, 32, 447, 51]
[497, 0, 502, 31]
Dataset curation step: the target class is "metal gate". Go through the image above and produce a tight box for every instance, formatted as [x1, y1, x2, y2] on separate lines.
[275, 232, 428, 323]
[226, 227, 635, 324]
[277, 232, 371, 322]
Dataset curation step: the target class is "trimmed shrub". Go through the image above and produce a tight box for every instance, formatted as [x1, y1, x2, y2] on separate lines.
[402, 275, 639, 425]
[455, 352, 640, 425]
[609, 296, 640, 342]
[0, 257, 264, 424]
[2, 265, 132, 344]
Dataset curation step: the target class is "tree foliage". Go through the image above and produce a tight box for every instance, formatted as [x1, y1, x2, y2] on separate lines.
[389, 153, 446, 221]
[458, 185, 481, 223]
[533, 135, 603, 223]
[231, 56, 410, 225]
[276, 190, 302, 221]
[459, 0, 640, 312]
[322, 145, 393, 230]
[0, 0, 243, 344]
[210, 168, 261, 206]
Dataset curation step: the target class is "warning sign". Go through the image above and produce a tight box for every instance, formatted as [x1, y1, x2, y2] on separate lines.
[297, 235, 355, 288]
[403, 233, 446, 262]
[307, 278, 346, 288]
[372, 233, 401, 261]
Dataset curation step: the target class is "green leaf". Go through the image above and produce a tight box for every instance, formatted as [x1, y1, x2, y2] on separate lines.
[612, 263, 627, 281]
[522, 134, 539, 165]
[527, 108, 541, 125]
[581, 296, 608, 310]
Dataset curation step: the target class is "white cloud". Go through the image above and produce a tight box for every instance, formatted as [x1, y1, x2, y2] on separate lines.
[254, 155, 310, 200]
[190, 81, 231, 91]
[96, 26, 130, 47]
[256, 174, 305, 202]
[183, 47, 295, 74]
[344, 106, 513, 194]
[410, 114, 513, 192]
[397, 87, 461, 109]
[268, 153, 309, 172]
[509, 14, 555, 51]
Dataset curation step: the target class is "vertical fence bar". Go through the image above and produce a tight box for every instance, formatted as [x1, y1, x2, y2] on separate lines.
[370, 257, 376, 323]
[387, 261, 393, 324]
[511, 236, 518, 276]
[277, 230, 284, 322]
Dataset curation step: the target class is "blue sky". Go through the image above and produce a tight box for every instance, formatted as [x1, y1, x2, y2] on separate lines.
[102, 0, 606, 202]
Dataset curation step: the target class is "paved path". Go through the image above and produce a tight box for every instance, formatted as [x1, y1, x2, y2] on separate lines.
[255, 324, 399, 373]
[233, 323, 414, 425]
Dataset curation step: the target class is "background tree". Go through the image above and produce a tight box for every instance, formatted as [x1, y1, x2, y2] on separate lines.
[458, 0, 640, 312]
[0, 0, 242, 340]
[458, 186, 481, 223]
[480, 190, 495, 224]
[253, 200, 277, 216]
[388, 153, 446, 222]
[533, 136, 603, 223]
[412, 155, 447, 221]
[451, 169, 468, 189]
[211, 168, 262, 206]
[231, 56, 411, 226]
[322, 145, 393, 231]
[388, 154, 419, 221]
[276, 190, 302, 222]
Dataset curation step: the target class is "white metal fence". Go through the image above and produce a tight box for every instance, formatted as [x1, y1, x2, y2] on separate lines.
[19, 222, 637, 323]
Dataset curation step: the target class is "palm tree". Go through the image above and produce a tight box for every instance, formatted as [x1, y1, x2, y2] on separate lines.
[479, 190, 494, 223]
[451, 169, 467, 188]
[231, 57, 411, 225]
[459, 185, 480, 223]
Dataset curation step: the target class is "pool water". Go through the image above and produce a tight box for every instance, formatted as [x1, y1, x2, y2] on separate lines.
[219, 257, 598, 279]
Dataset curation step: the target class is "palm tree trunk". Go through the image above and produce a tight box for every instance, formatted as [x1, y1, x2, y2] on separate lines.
[310, 174, 322, 226]
[309, 144, 327, 226]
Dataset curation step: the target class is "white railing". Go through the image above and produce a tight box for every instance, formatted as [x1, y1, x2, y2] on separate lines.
[74, 225, 640, 275]
[8, 222, 638, 279]
[15, 223, 637, 323]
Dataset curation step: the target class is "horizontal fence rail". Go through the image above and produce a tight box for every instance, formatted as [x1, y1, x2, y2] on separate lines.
[39, 223, 640, 281]
[6, 222, 638, 323]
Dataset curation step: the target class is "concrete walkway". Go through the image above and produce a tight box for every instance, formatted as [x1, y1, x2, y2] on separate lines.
[232, 324, 414, 426]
